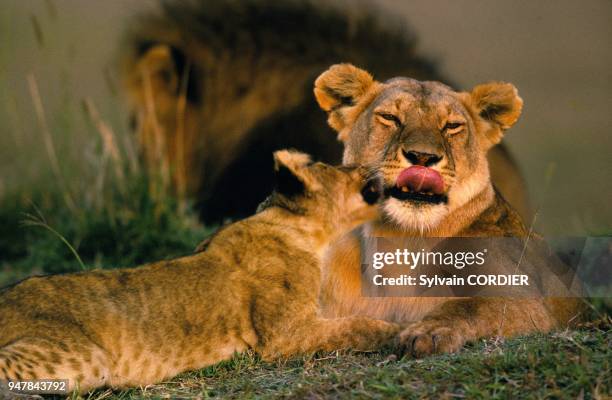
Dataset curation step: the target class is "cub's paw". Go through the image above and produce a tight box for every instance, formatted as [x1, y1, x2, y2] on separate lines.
[397, 320, 467, 358]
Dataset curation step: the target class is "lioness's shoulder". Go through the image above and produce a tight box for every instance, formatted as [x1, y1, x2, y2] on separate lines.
[464, 190, 528, 237]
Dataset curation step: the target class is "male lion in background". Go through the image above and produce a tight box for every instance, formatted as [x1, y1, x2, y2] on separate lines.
[314, 64, 585, 356]
[121, 0, 529, 223]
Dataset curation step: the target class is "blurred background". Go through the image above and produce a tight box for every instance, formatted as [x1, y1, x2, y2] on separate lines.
[0, 0, 610, 282]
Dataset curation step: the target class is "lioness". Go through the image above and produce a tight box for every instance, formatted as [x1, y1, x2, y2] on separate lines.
[0, 151, 398, 393]
[314, 64, 584, 356]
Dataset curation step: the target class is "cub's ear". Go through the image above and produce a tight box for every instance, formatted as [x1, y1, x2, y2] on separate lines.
[272, 150, 313, 197]
[314, 64, 377, 138]
[469, 82, 523, 146]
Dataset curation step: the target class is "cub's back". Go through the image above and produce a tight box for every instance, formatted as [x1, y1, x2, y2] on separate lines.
[0, 255, 224, 345]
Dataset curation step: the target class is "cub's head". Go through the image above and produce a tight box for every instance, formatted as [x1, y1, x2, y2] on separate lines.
[262, 150, 381, 233]
[314, 64, 523, 232]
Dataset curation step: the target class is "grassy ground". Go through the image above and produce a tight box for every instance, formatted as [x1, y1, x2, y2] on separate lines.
[0, 187, 210, 285]
[68, 322, 609, 400]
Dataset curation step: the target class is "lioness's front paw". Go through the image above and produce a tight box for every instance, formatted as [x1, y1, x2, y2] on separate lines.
[397, 320, 467, 358]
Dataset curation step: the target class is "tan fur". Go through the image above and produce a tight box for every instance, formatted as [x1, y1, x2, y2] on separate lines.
[0, 151, 399, 392]
[314, 64, 585, 356]
[121, 1, 530, 223]
[124, 42, 312, 199]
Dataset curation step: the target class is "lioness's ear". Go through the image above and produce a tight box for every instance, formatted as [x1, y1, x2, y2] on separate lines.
[272, 150, 313, 197]
[469, 82, 523, 146]
[314, 64, 377, 137]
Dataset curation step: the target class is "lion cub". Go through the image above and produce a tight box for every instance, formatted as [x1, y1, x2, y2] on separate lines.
[0, 150, 399, 393]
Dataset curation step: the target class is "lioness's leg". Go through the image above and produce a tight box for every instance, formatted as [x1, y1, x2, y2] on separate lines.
[267, 317, 400, 358]
[397, 297, 585, 357]
[0, 337, 111, 393]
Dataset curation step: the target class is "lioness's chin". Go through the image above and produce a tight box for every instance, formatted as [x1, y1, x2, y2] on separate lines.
[382, 198, 448, 232]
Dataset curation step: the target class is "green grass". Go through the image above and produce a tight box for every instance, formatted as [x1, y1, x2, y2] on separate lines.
[0, 183, 211, 285]
[70, 322, 608, 400]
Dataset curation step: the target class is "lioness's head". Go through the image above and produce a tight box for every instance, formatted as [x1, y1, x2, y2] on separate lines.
[262, 150, 380, 234]
[314, 64, 522, 232]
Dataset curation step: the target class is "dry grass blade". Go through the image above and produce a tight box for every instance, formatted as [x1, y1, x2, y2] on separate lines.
[174, 62, 191, 213]
[83, 97, 126, 194]
[27, 73, 78, 214]
[498, 161, 558, 335]
[103, 66, 117, 97]
[140, 63, 170, 201]
[29, 14, 44, 48]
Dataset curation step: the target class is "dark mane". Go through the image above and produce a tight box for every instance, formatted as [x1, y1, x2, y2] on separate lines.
[125, 0, 438, 81]
[120, 0, 444, 224]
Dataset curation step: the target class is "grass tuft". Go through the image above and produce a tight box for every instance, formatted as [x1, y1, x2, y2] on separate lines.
[21, 205, 88, 271]
[66, 320, 609, 399]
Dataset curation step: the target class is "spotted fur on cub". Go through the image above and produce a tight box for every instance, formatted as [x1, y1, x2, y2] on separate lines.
[0, 151, 397, 393]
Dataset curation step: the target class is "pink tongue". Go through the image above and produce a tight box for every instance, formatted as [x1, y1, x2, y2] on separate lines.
[396, 166, 444, 194]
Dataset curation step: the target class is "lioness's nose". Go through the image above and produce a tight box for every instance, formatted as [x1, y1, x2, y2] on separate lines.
[402, 149, 442, 167]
